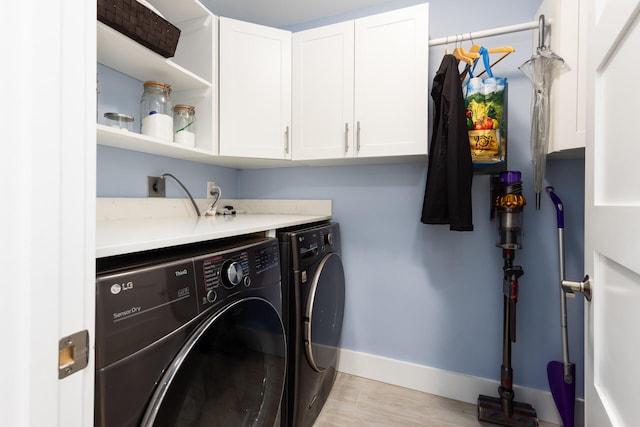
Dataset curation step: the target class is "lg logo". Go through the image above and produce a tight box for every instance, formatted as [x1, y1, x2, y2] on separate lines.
[111, 281, 134, 294]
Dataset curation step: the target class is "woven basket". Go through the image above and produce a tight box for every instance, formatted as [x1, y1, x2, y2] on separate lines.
[97, 0, 181, 58]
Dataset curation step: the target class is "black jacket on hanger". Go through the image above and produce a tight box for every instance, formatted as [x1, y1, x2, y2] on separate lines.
[421, 54, 473, 231]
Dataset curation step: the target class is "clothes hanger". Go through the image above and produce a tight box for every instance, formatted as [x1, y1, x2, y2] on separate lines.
[454, 47, 480, 65]
[461, 42, 515, 80]
[469, 43, 483, 54]
[452, 35, 480, 65]
[471, 44, 515, 74]
[470, 45, 515, 55]
[475, 46, 514, 77]
[460, 35, 481, 80]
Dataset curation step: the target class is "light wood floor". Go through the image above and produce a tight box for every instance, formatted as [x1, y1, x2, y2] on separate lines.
[314, 373, 560, 427]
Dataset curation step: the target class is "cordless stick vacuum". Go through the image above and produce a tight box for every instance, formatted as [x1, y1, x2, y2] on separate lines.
[478, 171, 538, 427]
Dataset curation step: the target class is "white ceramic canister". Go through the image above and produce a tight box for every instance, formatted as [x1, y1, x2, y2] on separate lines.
[140, 81, 173, 141]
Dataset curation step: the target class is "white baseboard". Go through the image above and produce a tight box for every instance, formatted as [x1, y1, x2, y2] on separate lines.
[336, 348, 584, 426]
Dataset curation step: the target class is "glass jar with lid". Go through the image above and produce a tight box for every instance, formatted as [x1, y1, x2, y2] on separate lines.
[173, 105, 196, 147]
[140, 81, 173, 141]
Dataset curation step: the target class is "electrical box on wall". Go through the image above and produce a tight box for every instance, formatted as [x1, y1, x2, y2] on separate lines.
[147, 176, 166, 197]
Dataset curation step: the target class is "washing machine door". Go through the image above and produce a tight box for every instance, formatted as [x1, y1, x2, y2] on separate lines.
[304, 252, 346, 372]
[141, 297, 286, 427]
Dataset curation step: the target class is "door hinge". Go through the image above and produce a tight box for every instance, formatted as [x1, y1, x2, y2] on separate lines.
[58, 330, 89, 379]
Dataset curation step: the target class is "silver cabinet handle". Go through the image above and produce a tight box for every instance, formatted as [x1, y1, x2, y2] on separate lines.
[345, 122, 349, 152]
[285, 126, 290, 154]
[356, 121, 361, 152]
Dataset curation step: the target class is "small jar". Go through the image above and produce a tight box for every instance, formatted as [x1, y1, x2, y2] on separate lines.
[173, 105, 197, 147]
[104, 112, 134, 131]
[140, 81, 173, 141]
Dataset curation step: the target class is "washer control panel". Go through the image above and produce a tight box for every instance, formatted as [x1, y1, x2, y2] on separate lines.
[194, 238, 280, 311]
[197, 251, 249, 305]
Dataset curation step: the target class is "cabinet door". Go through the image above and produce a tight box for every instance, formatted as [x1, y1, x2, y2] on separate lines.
[292, 21, 355, 160]
[219, 17, 292, 159]
[354, 4, 428, 157]
[537, 0, 586, 156]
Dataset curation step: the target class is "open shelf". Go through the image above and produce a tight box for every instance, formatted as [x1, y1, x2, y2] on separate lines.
[98, 124, 216, 162]
[97, 22, 211, 91]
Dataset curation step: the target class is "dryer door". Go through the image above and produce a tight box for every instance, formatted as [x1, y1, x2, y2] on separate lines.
[304, 252, 346, 372]
[141, 297, 286, 427]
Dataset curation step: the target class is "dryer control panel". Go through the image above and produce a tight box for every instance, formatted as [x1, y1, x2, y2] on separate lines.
[291, 222, 341, 270]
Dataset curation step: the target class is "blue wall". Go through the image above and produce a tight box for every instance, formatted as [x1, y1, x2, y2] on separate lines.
[97, 144, 238, 198]
[238, 160, 584, 395]
[97, 0, 585, 397]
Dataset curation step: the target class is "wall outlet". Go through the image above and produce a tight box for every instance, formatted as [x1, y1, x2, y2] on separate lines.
[207, 182, 217, 200]
[148, 176, 166, 197]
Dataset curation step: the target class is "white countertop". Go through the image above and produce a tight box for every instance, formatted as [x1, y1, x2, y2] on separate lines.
[96, 198, 331, 258]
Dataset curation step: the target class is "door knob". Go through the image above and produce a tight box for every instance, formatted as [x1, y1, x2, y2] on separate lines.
[562, 275, 592, 302]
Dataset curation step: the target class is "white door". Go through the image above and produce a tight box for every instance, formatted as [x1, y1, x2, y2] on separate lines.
[354, 4, 429, 158]
[584, 0, 640, 425]
[1, 0, 96, 426]
[219, 17, 292, 160]
[292, 21, 355, 160]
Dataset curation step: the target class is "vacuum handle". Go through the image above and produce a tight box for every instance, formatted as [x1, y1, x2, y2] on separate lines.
[546, 186, 564, 229]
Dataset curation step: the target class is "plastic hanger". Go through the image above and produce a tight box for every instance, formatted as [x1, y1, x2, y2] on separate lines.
[452, 35, 480, 65]
[469, 43, 482, 53]
[471, 44, 515, 74]
[461, 44, 515, 80]
[477, 46, 514, 77]
[470, 45, 515, 55]
[453, 46, 480, 65]
[460, 40, 482, 80]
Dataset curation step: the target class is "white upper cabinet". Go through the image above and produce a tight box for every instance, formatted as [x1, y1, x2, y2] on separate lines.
[537, 0, 586, 156]
[354, 4, 429, 158]
[219, 17, 292, 160]
[292, 22, 355, 160]
[97, 1, 428, 167]
[292, 4, 429, 161]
